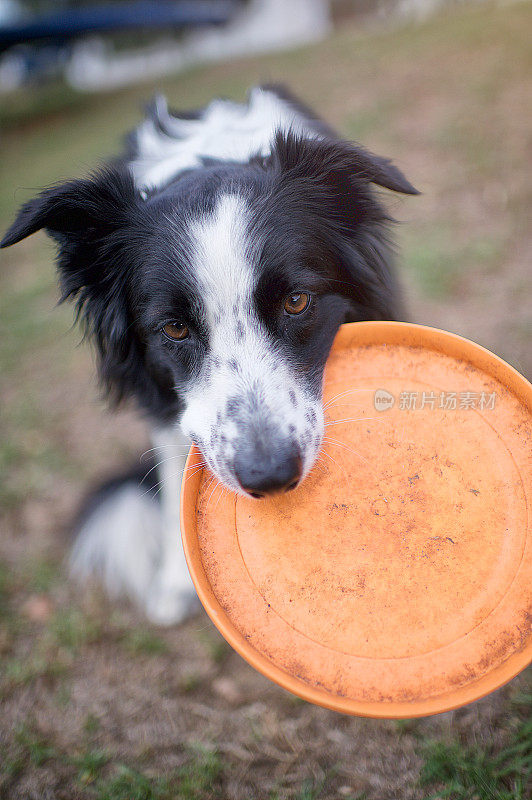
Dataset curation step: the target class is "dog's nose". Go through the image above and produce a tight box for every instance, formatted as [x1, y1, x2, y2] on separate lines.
[234, 446, 302, 498]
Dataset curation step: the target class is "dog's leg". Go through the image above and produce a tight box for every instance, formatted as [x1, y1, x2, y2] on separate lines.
[145, 425, 200, 625]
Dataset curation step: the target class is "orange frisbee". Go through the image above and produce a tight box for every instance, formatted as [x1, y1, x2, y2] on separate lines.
[180, 322, 532, 718]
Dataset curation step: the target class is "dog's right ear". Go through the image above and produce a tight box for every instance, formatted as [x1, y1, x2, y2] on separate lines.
[1, 169, 145, 407]
[1, 184, 84, 248]
[1, 168, 136, 249]
[272, 130, 419, 197]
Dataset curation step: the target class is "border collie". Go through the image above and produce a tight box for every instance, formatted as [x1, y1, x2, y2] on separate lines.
[1, 86, 417, 624]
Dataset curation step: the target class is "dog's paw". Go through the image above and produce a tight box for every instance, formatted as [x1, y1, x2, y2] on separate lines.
[145, 580, 200, 626]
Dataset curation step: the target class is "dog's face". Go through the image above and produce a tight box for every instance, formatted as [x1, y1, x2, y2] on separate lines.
[137, 183, 343, 496]
[1, 132, 416, 497]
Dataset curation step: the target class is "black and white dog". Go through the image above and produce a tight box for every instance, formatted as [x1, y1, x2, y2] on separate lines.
[2, 86, 417, 624]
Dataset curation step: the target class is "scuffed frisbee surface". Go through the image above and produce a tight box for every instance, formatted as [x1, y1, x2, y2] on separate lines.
[181, 322, 532, 717]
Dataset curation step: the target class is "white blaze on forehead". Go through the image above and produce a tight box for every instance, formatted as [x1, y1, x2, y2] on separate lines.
[184, 190, 277, 410]
[189, 192, 254, 325]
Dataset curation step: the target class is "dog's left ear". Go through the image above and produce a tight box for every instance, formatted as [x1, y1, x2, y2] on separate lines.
[273, 131, 419, 196]
[351, 149, 420, 195]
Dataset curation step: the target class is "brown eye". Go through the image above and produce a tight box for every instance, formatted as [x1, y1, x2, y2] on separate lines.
[162, 322, 189, 341]
[284, 291, 311, 316]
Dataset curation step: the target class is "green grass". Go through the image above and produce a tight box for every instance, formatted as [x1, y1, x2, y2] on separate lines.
[393, 718, 419, 736]
[268, 769, 367, 800]
[121, 628, 169, 656]
[342, 97, 399, 143]
[419, 689, 532, 799]
[3, 725, 223, 800]
[71, 749, 110, 787]
[0, 595, 104, 699]
[83, 713, 101, 737]
[296, 776, 328, 800]
[1, 652, 70, 696]
[0, 240, 78, 509]
[92, 749, 223, 800]
[21, 557, 61, 594]
[48, 607, 103, 653]
[4, 726, 110, 793]
[0, 562, 12, 619]
[400, 228, 505, 300]
[196, 627, 231, 665]
[179, 671, 203, 693]
[14, 724, 58, 767]
[92, 765, 176, 800]
[173, 748, 223, 799]
[0, 266, 66, 370]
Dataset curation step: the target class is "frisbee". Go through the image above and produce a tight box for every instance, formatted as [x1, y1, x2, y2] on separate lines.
[180, 322, 532, 718]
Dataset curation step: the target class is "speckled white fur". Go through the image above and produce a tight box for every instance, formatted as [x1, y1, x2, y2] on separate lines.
[179, 193, 324, 492]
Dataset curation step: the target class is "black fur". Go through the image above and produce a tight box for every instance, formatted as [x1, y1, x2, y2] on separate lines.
[1, 87, 417, 426]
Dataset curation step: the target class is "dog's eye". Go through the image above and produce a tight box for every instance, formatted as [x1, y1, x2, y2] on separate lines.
[284, 292, 311, 316]
[162, 322, 189, 341]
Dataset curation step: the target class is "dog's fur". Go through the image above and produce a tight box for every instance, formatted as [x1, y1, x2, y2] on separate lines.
[2, 86, 417, 624]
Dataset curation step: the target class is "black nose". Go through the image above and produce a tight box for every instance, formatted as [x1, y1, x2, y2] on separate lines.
[234, 446, 302, 498]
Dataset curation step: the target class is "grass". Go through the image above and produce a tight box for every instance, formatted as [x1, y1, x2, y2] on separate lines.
[14, 724, 58, 767]
[91, 751, 222, 800]
[121, 628, 169, 656]
[83, 713, 101, 737]
[400, 228, 505, 300]
[419, 690, 532, 800]
[0, 263, 67, 370]
[0, 1, 531, 798]
[196, 626, 232, 665]
[296, 776, 329, 800]
[48, 607, 103, 653]
[21, 557, 61, 594]
[0, 563, 12, 618]
[93, 765, 176, 800]
[0, 560, 100, 699]
[72, 749, 111, 787]
[1, 652, 69, 692]
[3, 725, 223, 800]
[172, 748, 223, 799]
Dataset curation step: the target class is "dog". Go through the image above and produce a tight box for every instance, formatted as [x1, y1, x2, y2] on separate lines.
[1, 85, 418, 624]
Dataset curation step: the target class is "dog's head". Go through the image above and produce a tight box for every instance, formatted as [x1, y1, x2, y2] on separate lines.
[2, 132, 417, 497]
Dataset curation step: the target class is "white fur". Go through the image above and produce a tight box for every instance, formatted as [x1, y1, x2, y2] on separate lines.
[69, 484, 162, 605]
[69, 425, 198, 625]
[145, 425, 199, 625]
[130, 87, 318, 191]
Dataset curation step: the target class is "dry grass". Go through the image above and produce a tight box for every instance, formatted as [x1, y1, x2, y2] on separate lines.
[1, 2, 531, 798]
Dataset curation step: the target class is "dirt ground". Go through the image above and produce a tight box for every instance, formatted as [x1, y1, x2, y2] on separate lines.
[1, 3, 531, 799]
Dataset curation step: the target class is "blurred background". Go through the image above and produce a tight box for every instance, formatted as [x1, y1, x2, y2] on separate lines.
[0, 1, 530, 799]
